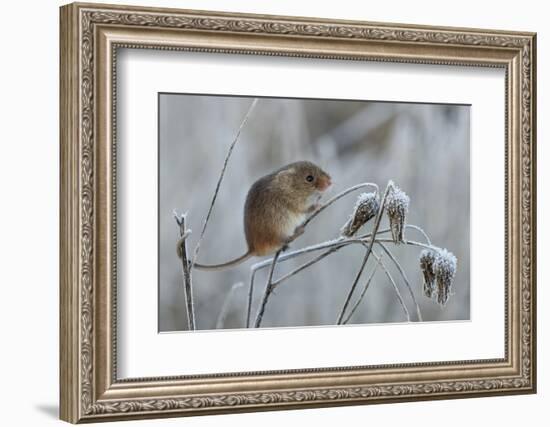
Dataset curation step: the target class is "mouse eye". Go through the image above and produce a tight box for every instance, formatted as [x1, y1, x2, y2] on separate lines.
[306, 175, 315, 183]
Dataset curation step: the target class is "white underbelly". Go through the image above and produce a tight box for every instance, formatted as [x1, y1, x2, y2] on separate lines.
[282, 212, 306, 238]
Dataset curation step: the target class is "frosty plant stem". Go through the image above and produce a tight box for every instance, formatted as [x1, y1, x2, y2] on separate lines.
[245, 227, 442, 327]
[374, 251, 411, 322]
[254, 250, 282, 328]
[216, 282, 244, 329]
[342, 253, 382, 324]
[300, 182, 379, 229]
[249, 224, 432, 273]
[377, 242, 423, 322]
[173, 211, 196, 330]
[342, 251, 411, 324]
[336, 181, 393, 325]
[190, 98, 259, 270]
[245, 235, 439, 326]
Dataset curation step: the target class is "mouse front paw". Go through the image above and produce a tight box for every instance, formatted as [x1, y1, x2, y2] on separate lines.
[293, 224, 306, 238]
[307, 203, 321, 213]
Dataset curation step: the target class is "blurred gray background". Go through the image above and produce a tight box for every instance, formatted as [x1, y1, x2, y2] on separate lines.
[159, 94, 470, 331]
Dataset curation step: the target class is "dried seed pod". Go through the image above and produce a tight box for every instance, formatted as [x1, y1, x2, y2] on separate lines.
[386, 185, 410, 244]
[340, 192, 380, 237]
[433, 249, 458, 306]
[419, 250, 437, 298]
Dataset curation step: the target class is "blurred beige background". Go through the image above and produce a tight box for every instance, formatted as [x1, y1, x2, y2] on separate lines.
[159, 94, 470, 331]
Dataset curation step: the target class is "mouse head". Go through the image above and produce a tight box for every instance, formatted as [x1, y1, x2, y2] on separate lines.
[276, 161, 332, 196]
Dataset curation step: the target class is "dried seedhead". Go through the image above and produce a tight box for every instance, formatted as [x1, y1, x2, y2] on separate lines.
[420, 248, 458, 306]
[434, 249, 457, 306]
[386, 184, 410, 244]
[341, 192, 380, 237]
[419, 250, 437, 298]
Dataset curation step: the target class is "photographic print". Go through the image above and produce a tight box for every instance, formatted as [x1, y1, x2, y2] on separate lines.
[159, 94, 470, 331]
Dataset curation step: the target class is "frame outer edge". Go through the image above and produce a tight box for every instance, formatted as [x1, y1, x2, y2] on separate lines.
[529, 33, 537, 393]
[60, 3, 80, 424]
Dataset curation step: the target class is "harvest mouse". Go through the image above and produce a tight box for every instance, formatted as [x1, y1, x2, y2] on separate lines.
[178, 161, 332, 270]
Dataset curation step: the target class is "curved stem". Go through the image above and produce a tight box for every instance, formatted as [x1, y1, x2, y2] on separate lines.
[191, 99, 258, 269]
[374, 224, 431, 246]
[343, 255, 381, 324]
[246, 239, 368, 328]
[247, 240, 370, 326]
[215, 282, 244, 329]
[271, 243, 360, 288]
[250, 237, 348, 271]
[405, 224, 432, 245]
[372, 251, 411, 322]
[250, 227, 392, 272]
[249, 224, 429, 273]
[301, 182, 379, 229]
[344, 247, 411, 324]
[375, 238, 440, 252]
[246, 237, 436, 326]
[336, 181, 392, 325]
[377, 242, 423, 322]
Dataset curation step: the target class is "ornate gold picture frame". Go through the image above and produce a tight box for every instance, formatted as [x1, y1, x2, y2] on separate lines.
[60, 2, 536, 423]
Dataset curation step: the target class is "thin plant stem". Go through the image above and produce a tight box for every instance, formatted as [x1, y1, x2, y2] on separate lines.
[272, 246, 342, 287]
[246, 241, 367, 327]
[250, 237, 347, 271]
[245, 236, 438, 325]
[405, 224, 432, 245]
[254, 250, 282, 328]
[377, 242, 423, 322]
[191, 98, 258, 269]
[372, 251, 411, 322]
[245, 268, 259, 328]
[249, 224, 424, 272]
[341, 247, 411, 324]
[300, 182, 379, 230]
[343, 254, 382, 324]
[375, 238, 440, 252]
[250, 233, 373, 272]
[173, 211, 196, 330]
[215, 282, 244, 329]
[338, 251, 373, 324]
[336, 181, 393, 325]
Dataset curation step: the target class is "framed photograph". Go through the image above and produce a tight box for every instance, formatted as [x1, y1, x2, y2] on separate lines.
[60, 2, 537, 423]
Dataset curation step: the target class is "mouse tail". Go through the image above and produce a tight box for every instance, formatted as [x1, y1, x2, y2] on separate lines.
[192, 251, 252, 271]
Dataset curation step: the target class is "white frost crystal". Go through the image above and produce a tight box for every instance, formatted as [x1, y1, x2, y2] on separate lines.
[419, 249, 437, 298]
[433, 248, 458, 306]
[340, 192, 380, 237]
[386, 184, 410, 243]
[419, 248, 457, 306]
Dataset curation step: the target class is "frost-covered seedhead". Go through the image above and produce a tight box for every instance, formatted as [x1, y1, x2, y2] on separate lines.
[386, 184, 410, 244]
[419, 250, 437, 298]
[420, 248, 458, 306]
[433, 249, 458, 306]
[341, 192, 380, 237]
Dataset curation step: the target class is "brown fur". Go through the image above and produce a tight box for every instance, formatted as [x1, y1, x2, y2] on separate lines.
[191, 161, 331, 270]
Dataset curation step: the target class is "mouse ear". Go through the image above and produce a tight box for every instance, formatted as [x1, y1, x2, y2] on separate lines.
[275, 167, 295, 179]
